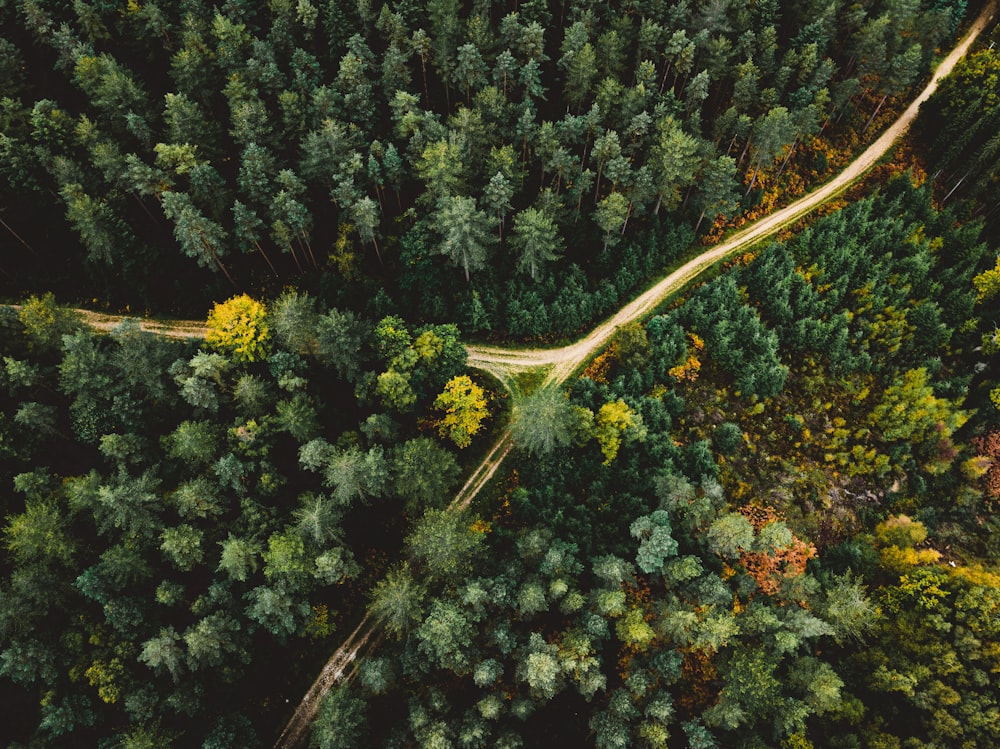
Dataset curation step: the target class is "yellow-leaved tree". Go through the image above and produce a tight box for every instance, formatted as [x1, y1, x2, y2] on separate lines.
[206, 294, 269, 362]
[433, 375, 488, 449]
[593, 399, 643, 465]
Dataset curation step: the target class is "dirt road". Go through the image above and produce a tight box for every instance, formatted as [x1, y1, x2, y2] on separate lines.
[468, 0, 996, 389]
[276, 7, 996, 744]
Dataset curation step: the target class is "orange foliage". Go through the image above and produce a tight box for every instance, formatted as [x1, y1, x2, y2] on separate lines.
[582, 341, 617, 383]
[738, 506, 817, 597]
[972, 432, 1000, 499]
[669, 333, 705, 382]
[677, 648, 720, 715]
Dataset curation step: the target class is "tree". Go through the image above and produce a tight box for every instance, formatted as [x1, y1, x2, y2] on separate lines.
[391, 437, 461, 510]
[310, 685, 368, 749]
[592, 399, 642, 464]
[369, 563, 426, 637]
[205, 294, 270, 362]
[316, 308, 368, 381]
[692, 156, 739, 233]
[217, 535, 260, 582]
[139, 627, 184, 682]
[630, 510, 678, 573]
[17, 293, 81, 352]
[593, 192, 630, 250]
[650, 118, 701, 214]
[510, 386, 575, 456]
[434, 195, 496, 282]
[746, 106, 796, 195]
[483, 171, 514, 238]
[160, 524, 204, 571]
[509, 206, 564, 281]
[406, 508, 485, 581]
[434, 375, 489, 449]
[160, 190, 234, 283]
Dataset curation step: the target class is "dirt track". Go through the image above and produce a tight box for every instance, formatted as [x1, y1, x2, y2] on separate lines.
[276, 7, 996, 743]
[468, 0, 996, 389]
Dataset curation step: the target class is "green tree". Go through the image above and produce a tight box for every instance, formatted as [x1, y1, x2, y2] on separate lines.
[434, 195, 496, 282]
[406, 508, 485, 581]
[509, 206, 563, 281]
[391, 437, 461, 510]
[369, 563, 426, 637]
[510, 386, 575, 456]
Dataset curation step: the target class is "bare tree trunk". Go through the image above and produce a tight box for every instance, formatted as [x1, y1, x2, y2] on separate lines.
[0, 217, 37, 255]
[774, 136, 800, 181]
[942, 175, 967, 203]
[745, 163, 761, 197]
[694, 209, 707, 234]
[255, 240, 278, 276]
[862, 94, 888, 135]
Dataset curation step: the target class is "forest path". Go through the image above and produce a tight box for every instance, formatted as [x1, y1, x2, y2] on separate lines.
[272, 617, 383, 749]
[467, 0, 997, 389]
[31, 0, 996, 385]
[274, 6, 996, 744]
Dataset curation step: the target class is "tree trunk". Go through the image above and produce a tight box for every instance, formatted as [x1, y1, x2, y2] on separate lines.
[745, 163, 760, 197]
[694, 209, 707, 234]
[0, 217, 37, 255]
[255, 240, 278, 276]
[774, 136, 800, 181]
[862, 94, 888, 135]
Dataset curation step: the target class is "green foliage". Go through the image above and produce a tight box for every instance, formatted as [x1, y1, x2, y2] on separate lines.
[510, 387, 576, 456]
[391, 437, 461, 511]
[17, 293, 81, 352]
[369, 563, 426, 638]
[406, 508, 485, 582]
[310, 686, 368, 749]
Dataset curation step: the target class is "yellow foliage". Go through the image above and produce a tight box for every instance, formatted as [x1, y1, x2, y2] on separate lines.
[972, 255, 1000, 303]
[304, 604, 336, 639]
[434, 375, 489, 449]
[85, 658, 124, 704]
[668, 333, 705, 382]
[205, 294, 269, 362]
[593, 399, 638, 465]
[949, 563, 1000, 588]
[330, 222, 359, 280]
[470, 519, 492, 534]
[879, 545, 941, 574]
[961, 455, 993, 481]
[875, 515, 927, 548]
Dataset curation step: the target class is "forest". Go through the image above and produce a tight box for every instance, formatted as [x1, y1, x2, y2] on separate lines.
[2, 0, 1000, 748]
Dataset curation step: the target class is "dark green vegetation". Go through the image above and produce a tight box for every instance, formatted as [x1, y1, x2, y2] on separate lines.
[0, 292, 494, 746]
[332, 178, 1000, 749]
[3, 1, 1000, 748]
[0, 0, 971, 335]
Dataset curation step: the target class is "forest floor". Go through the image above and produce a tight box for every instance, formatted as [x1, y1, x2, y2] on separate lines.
[10, 5, 993, 745]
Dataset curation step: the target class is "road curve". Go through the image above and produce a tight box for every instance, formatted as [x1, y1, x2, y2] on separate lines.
[469, 0, 997, 389]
